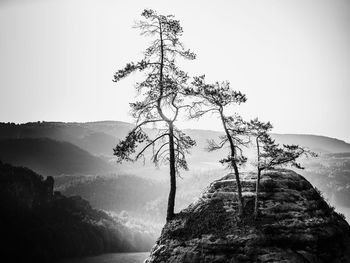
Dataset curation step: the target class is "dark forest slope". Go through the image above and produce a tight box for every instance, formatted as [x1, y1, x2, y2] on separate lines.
[0, 162, 155, 263]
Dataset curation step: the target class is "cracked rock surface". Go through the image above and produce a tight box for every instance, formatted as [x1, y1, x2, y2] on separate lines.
[145, 169, 350, 263]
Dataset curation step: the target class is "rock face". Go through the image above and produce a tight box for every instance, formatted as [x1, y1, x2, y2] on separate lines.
[145, 169, 350, 263]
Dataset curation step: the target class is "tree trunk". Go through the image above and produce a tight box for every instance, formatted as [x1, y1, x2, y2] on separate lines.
[157, 20, 175, 222]
[166, 122, 176, 221]
[254, 137, 261, 218]
[254, 168, 261, 218]
[218, 110, 244, 216]
[232, 157, 244, 216]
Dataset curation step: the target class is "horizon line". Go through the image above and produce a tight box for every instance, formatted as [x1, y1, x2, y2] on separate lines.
[1, 119, 349, 144]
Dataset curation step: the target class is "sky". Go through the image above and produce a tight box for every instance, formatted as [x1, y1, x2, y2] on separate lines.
[0, 0, 349, 142]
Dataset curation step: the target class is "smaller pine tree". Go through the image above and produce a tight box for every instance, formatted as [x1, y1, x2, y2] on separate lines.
[248, 118, 317, 218]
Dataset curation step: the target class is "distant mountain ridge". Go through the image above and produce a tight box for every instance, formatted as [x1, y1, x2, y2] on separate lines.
[1, 121, 350, 155]
[0, 121, 132, 156]
[1, 120, 350, 178]
[0, 138, 116, 176]
[272, 133, 350, 153]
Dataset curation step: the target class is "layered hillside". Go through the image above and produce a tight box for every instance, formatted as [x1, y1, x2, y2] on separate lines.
[0, 162, 155, 263]
[0, 121, 133, 156]
[146, 170, 350, 263]
[0, 138, 116, 176]
[1, 122, 349, 156]
[1, 121, 350, 234]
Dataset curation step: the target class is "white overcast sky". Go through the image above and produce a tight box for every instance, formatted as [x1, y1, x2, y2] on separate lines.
[0, 0, 349, 142]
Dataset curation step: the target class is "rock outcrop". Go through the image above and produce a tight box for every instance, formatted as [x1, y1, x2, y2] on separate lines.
[146, 169, 350, 263]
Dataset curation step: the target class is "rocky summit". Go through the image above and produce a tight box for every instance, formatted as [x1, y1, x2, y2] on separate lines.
[145, 169, 350, 263]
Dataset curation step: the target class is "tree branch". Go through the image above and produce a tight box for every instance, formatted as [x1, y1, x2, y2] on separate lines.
[135, 133, 169, 160]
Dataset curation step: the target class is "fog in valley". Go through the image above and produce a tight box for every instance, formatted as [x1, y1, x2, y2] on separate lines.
[1, 121, 350, 242]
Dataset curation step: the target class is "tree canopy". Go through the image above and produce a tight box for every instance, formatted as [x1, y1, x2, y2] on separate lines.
[248, 117, 317, 217]
[113, 9, 196, 221]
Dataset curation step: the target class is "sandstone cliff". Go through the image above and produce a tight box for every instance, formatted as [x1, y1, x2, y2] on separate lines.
[146, 169, 350, 263]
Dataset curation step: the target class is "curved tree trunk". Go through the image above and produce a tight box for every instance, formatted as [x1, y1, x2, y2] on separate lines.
[166, 122, 176, 221]
[219, 110, 244, 216]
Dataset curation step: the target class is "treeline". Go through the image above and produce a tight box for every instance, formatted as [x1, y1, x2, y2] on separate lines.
[0, 161, 154, 263]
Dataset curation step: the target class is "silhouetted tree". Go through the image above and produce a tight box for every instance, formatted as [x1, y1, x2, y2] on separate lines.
[247, 118, 273, 218]
[113, 9, 196, 221]
[186, 75, 248, 215]
[248, 118, 316, 218]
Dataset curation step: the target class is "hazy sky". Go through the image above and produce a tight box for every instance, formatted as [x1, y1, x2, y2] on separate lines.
[0, 0, 349, 142]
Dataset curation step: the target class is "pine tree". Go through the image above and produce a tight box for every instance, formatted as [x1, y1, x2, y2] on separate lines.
[185, 75, 248, 216]
[248, 118, 317, 218]
[247, 118, 273, 218]
[113, 9, 196, 221]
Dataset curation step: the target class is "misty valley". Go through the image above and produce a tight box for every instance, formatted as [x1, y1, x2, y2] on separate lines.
[1, 121, 350, 262]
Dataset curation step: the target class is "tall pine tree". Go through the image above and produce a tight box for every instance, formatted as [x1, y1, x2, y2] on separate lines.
[113, 9, 196, 221]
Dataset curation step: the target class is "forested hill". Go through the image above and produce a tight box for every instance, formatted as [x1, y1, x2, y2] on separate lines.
[0, 138, 116, 176]
[0, 161, 155, 263]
